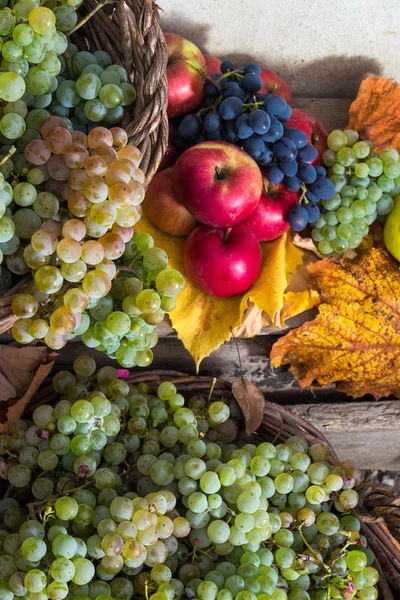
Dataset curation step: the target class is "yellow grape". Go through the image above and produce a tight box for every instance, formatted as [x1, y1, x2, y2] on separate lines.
[96, 258, 117, 280]
[105, 161, 132, 185]
[44, 327, 68, 350]
[47, 155, 70, 181]
[40, 219, 62, 236]
[23, 244, 50, 269]
[116, 204, 142, 228]
[45, 127, 73, 154]
[134, 168, 145, 184]
[71, 131, 87, 146]
[68, 169, 89, 191]
[112, 223, 133, 242]
[84, 177, 109, 203]
[28, 318, 49, 339]
[12, 293, 38, 318]
[57, 237, 82, 263]
[31, 229, 57, 255]
[12, 319, 34, 344]
[29, 7, 56, 34]
[68, 191, 91, 217]
[83, 216, 108, 238]
[89, 201, 116, 227]
[81, 240, 105, 265]
[25, 139, 51, 165]
[84, 155, 107, 178]
[62, 219, 86, 241]
[64, 288, 89, 313]
[60, 259, 87, 283]
[50, 306, 76, 334]
[63, 143, 89, 169]
[108, 182, 134, 208]
[82, 269, 111, 298]
[41, 116, 68, 138]
[99, 232, 125, 260]
[118, 145, 141, 167]
[88, 127, 113, 149]
[93, 145, 118, 165]
[34, 266, 64, 293]
[110, 127, 128, 150]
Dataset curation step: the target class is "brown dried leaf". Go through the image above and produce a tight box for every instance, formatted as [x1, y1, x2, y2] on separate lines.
[0, 357, 55, 433]
[232, 379, 265, 435]
[0, 345, 49, 400]
[0, 374, 17, 403]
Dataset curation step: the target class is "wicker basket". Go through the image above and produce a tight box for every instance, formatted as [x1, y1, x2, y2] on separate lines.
[0, 0, 168, 335]
[27, 370, 400, 599]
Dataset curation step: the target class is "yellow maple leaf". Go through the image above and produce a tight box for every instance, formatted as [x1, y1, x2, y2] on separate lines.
[271, 247, 400, 400]
[136, 215, 318, 368]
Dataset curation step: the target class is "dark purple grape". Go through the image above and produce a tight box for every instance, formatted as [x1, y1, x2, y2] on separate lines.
[298, 145, 318, 163]
[204, 111, 221, 133]
[263, 94, 287, 116]
[235, 113, 254, 139]
[206, 130, 222, 141]
[304, 202, 320, 223]
[279, 160, 298, 177]
[298, 163, 317, 184]
[244, 64, 261, 76]
[222, 82, 245, 100]
[171, 132, 193, 151]
[240, 73, 263, 93]
[242, 136, 265, 160]
[258, 148, 273, 166]
[223, 120, 238, 143]
[310, 177, 335, 200]
[306, 190, 319, 203]
[203, 96, 216, 107]
[249, 109, 271, 134]
[211, 73, 220, 80]
[272, 137, 297, 161]
[284, 127, 308, 149]
[221, 60, 235, 73]
[284, 176, 301, 191]
[204, 81, 219, 97]
[178, 115, 200, 139]
[277, 103, 292, 122]
[218, 97, 243, 120]
[288, 205, 308, 231]
[261, 117, 284, 143]
[314, 165, 327, 178]
[266, 164, 284, 184]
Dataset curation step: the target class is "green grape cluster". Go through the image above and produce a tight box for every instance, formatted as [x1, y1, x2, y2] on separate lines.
[52, 46, 136, 129]
[311, 128, 400, 255]
[0, 357, 379, 600]
[6, 118, 184, 367]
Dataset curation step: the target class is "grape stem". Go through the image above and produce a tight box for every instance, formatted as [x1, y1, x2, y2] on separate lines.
[27, 480, 91, 518]
[207, 377, 217, 402]
[65, 0, 118, 37]
[0, 146, 16, 167]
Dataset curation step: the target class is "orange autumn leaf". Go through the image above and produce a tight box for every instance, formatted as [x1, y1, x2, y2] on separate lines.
[270, 247, 400, 400]
[348, 76, 400, 150]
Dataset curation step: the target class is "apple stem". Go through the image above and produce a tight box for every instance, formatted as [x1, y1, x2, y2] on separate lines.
[222, 227, 231, 243]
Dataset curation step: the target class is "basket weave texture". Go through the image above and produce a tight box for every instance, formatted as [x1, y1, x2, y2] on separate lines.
[28, 370, 400, 600]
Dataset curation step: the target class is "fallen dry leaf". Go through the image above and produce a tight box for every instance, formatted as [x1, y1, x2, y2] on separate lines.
[0, 345, 49, 400]
[0, 354, 55, 433]
[348, 76, 400, 150]
[232, 379, 265, 434]
[135, 214, 318, 368]
[271, 247, 400, 399]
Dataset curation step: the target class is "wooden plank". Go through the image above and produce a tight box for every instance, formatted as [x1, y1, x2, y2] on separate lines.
[290, 401, 400, 471]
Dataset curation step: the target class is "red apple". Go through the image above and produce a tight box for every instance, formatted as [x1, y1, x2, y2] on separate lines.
[203, 54, 222, 75]
[243, 183, 299, 241]
[143, 167, 197, 236]
[286, 108, 328, 162]
[157, 122, 178, 172]
[164, 33, 205, 118]
[175, 141, 263, 227]
[184, 223, 261, 297]
[260, 68, 292, 105]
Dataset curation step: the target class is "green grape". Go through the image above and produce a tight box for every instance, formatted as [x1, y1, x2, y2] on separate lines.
[8, 464, 31, 487]
[380, 147, 398, 161]
[23, 38, 45, 63]
[351, 175, 370, 188]
[53, 5, 78, 32]
[353, 141, 371, 159]
[3, 41, 23, 62]
[13, 182, 37, 206]
[156, 268, 185, 297]
[14, 208, 41, 239]
[322, 149, 336, 166]
[105, 65, 128, 82]
[25, 67, 52, 95]
[336, 207, 353, 224]
[57, 80, 81, 107]
[324, 211, 338, 226]
[329, 175, 346, 192]
[331, 162, 345, 175]
[376, 193, 393, 215]
[321, 225, 336, 240]
[0, 217, 15, 242]
[76, 73, 102, 100]
[0, 10, 15, 36]
[322, 193, 341, 210]
[367, 185, 382, 201]
[336, 147, 355, 167]
[0, 72, 26, 101]
[331, 238, 349, 253]
[377, 174, 395, 193]
[356, 187, 368, 200]
[346, 550, 367, 572]
[120, 83, 136, 106]
[327, 130, 347, 151]
[351, 200, 367, 218]
[100, 70, 121, 86]
[337, 223, 354, 240]
[84, 99, 107, 122]
[343, 129, 359, 145]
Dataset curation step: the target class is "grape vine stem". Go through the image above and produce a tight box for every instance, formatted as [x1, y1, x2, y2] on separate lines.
[27, 481, 91, 519]
[65, 0, 118, 37]
[0, 146, 16, 167]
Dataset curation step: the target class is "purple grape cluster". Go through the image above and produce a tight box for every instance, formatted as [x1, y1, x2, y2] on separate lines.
[172, 60, 335, 225]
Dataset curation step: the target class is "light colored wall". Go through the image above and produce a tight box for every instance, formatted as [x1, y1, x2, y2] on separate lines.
[160, 0, 400, 99]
